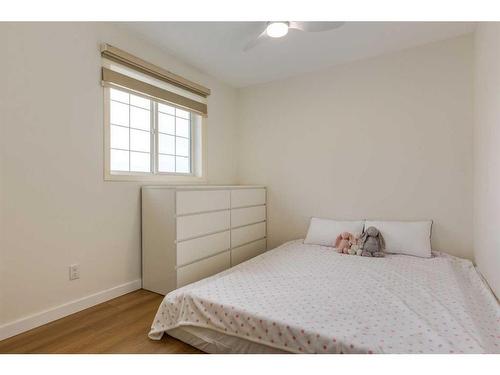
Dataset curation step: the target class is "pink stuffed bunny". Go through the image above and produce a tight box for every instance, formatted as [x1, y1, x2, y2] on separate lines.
[335, 232, 352, 254]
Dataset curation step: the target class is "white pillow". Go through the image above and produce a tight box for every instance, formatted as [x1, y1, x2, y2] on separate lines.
[304, 217, 365, 247]
[364, 220, 432, 258]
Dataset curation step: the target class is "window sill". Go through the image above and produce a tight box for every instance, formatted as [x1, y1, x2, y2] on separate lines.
[104, 172, 207, 184]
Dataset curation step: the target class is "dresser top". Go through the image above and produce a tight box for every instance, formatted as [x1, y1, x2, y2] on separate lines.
[141, 184, 266, 190]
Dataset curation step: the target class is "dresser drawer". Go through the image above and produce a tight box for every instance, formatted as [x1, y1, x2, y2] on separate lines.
[231, 188, 266, 208]
[177, 251, 230, 287]
[176, 190, 230, 215]
[176, 210, 230, 241]
[231, 238, 267, 266]
[231, 221, 266, 248]
[231, 205, 266, 228]
[177, 230, 230, 266]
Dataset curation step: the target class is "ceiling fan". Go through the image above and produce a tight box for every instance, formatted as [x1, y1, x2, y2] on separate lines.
[244, 21, 345, 52]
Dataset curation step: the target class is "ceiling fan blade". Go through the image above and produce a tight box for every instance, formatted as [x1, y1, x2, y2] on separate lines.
[243, 29, 269, 52]
[289, 21, 345, 32]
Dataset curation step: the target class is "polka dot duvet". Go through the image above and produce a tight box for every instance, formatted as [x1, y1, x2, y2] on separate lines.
[149, 240, 500, 353]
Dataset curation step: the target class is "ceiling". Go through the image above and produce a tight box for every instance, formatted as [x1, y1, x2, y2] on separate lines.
[120, 22, 476, 88]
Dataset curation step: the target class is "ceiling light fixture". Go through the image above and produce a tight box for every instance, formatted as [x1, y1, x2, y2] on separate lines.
[244, 22, 345, 52]
[266, 22, 289, 38]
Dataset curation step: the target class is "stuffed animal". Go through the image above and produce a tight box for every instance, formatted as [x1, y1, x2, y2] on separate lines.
[334, 232, 352, 254]
[359, 226, 385, 257]
[348, 233, 362, 255]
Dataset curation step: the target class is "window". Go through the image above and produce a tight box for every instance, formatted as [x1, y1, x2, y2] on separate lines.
[157, 102, 192, 174]
[105, 87, 205, 181]
[101, 43, 209, 182]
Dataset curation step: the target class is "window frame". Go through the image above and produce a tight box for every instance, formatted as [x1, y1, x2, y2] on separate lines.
[153, 101, 194, 177]
[103, 86, 207, 183]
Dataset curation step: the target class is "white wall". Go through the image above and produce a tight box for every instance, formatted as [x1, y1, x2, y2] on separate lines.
[0, 23, 237, 326]
[473, 23, 500, 297]
[236, 35, 474, 259]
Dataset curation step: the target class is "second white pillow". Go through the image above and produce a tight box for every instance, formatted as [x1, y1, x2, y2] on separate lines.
[364, 220, 432, 258]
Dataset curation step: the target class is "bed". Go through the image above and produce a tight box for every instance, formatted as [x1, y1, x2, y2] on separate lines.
[149, 240, 500, 354]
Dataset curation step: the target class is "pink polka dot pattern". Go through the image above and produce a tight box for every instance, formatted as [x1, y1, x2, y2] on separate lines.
[149, 240, 500, 354]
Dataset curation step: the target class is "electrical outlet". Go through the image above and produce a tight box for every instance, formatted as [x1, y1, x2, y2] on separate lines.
[69, 264, 80, 280]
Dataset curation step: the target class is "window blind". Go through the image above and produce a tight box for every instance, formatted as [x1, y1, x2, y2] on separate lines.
[101, 43, 209, 116]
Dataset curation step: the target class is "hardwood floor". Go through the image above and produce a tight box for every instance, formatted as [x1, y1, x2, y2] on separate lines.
[0, 289, 202, 354]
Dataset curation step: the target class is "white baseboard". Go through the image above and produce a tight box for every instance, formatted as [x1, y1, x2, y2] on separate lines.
[0, 279, 142, 341]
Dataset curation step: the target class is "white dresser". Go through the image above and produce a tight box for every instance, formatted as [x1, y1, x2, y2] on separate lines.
[141, 185, 267, 295]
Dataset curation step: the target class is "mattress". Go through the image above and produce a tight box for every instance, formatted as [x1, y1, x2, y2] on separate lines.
[149, 240, 500, 354]
[167, 326, 287, 354]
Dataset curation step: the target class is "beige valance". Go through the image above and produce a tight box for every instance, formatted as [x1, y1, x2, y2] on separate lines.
[102, 68, 207, 116]
[101, 43, 209, 116]
[101, 43, 210, 97]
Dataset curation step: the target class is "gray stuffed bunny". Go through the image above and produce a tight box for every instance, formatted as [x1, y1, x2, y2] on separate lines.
[359, 226, 385, 257]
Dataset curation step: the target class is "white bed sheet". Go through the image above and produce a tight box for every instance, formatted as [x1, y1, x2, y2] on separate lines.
[149, 240, 500, 354]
